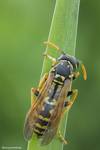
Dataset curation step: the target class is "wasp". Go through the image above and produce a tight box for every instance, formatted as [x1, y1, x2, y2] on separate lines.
[23, 41, 87, 145]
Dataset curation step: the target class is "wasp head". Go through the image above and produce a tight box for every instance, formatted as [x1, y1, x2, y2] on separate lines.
[58, 54, 80, 70]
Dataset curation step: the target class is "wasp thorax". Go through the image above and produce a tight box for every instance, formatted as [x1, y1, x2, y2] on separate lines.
[55, 60, 73, 78]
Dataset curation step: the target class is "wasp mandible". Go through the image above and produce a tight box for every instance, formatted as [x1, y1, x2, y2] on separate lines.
[23, 41, 87, 145]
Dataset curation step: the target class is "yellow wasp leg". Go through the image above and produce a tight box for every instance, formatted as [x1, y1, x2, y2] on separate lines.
[31, 88, 37, 103]
[67, 89, 78, 110]
[31, 73, 48, 103]
[44, 41, 65, 54]
[38, 73, 48, 91]
[57, 90, 78, 144]
[73, 72, 80, 79]
[69, 72, 80, 79]
[64, 89, 78, 112]
[43, 53, 57, 66]
[57, 130, 68, 145]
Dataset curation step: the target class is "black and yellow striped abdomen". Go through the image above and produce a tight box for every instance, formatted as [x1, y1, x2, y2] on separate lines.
[33, 98, 53, 136]
[33, 80, 63, 137]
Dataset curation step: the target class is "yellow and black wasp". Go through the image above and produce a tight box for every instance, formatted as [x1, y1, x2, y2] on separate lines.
[23, 41, 87, 145]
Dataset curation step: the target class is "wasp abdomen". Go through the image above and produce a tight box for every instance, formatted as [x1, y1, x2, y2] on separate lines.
[33, 116, 49, 137]
[33, 82, 62, 137]
[33, 96, 56, 137]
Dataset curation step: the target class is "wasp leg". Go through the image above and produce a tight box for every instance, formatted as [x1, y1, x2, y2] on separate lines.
[43, 53, 57, 66]
[31, 73, 48, 103]
[44, 41, 60, 51]
[38, 73, 48, 91]
[57, 130, 68, 144]
[59, 90, 78, 143]
[44, 41, 65, 54]
[64, 89, 78, 110]
[73, 72, 80, 80]
[31, 87, 39, 103]
[69, 72, 80, 80]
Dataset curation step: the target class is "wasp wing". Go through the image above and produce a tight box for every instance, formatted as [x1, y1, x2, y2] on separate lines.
[41, 79, 71, 145]
[23, 72, 55, 140]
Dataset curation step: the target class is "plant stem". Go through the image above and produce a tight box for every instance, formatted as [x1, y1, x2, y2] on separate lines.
[27, 0, 80, 150]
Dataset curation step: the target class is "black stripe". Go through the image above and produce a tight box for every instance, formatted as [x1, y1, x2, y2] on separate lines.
[34, 126, 45, 133]
[40, 108, 51, 118]
[36, 118, 48, 126]
[34, 130, 43, 136]
[51, 83, 58, 99]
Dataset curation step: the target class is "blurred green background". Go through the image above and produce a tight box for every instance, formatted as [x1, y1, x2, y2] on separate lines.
[0, 0, 100, 150]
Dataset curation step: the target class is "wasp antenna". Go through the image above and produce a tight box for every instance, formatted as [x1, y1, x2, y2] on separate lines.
[81, 63, 87, 80]
[43, 41, 65, 54]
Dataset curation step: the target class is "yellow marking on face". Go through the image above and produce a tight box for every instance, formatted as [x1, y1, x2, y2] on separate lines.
[35, 123, 47, 130]
[38, 115, 49, 122]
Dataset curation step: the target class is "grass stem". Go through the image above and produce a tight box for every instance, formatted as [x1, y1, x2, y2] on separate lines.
[27, 0, 80, 150]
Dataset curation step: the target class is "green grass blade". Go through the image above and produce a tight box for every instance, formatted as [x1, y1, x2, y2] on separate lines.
[27, 0, 80, 150]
